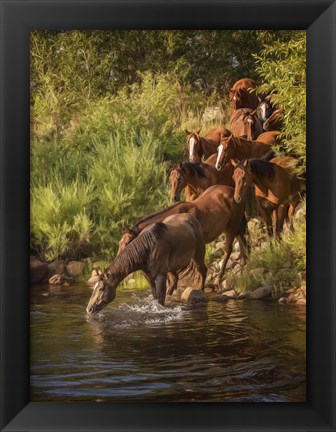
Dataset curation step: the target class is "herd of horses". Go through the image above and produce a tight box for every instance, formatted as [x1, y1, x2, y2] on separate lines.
[86, 78, 305, 314]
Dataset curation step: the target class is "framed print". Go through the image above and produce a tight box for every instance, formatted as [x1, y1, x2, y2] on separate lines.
[0, 0, 335, 431]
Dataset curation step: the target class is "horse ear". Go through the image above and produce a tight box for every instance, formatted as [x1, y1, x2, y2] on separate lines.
[243, 160, 249, 167]
[178, 161, 182, 168]
[196, 129, 201, 135]
[230, 159, 238, 167]
[185, 129, 191, 135]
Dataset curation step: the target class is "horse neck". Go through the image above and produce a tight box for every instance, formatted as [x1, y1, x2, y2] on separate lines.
[107, 249, 145, 285]
[249, 171, 271, 195]
[231, 137, 251, 159]
[185, 167, 208, 191]
[200, 137, 217, 158]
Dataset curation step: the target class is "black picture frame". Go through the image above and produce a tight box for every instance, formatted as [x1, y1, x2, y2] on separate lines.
[1, 0, 335, 431]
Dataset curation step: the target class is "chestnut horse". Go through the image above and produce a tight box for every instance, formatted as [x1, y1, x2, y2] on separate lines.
[117, 185, 248, 285]
[231, 157, 304, 237]
[169, 157, 234, 202]
[255, 131, 280, 145]
[215, 134, 274, 171]
[186, 127, 231, 163]
[230, 108, 264, 141]
[86, 213, 207, 311]
[229, 78, 258, 113]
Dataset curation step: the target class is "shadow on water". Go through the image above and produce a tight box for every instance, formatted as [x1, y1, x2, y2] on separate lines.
[30, 283, 306, 402]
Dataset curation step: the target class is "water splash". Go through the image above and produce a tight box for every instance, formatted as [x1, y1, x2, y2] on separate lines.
[90, 294, 185, 328]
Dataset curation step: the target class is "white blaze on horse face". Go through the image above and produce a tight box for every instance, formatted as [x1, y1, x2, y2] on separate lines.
[260, 102, 267, 121]
[216, 144, 224, 168]
[189, 137, 195, 158]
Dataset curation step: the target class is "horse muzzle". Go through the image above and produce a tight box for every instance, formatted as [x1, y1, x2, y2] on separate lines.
[234, 195, 242, 204]
[215, 163, 222, 171]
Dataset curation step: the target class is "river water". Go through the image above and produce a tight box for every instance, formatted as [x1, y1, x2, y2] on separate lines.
[30, 283, 306, 402]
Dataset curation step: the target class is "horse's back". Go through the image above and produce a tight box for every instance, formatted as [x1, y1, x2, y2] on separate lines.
[256, 131, 280, 145]
[205, 127, 230, 142]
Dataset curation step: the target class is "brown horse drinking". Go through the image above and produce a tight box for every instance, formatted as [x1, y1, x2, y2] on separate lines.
[230, 108, 264, 141]
[117, 185, 248, 285]
[186, 127, 231, 163]
[231, 158, 304, 237]
[215, 134, 274, 171]
[169, 157, 234, 202]
[86, 213, 207, 312]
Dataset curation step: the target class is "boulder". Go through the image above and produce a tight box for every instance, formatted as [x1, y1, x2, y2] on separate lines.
[172, 287, 186, 301]
[181, 287, 207, 303]
[48, 274, 74, 285]
[250, 286, 272, 300]
[249, 268, 265, 278]
[66, 261, 86, 278]
[230, 252, 241, 261]
[204, 286, 215, 294]
[30, 257, 48, 284]
[222, 289, 237, 299]
[295, 298, 306, 306]
[221, 278, 234, 291]
[211, 295, 229, 303]
[43, 260, 66, 282]
[237, 291, 249, 300]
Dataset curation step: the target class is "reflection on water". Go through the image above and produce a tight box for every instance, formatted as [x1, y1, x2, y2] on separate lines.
[30, 283, 306, 402]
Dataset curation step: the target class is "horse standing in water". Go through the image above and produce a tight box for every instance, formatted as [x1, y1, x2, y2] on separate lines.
[231, 158, 304, 237]
[230, 108, 264, 141]
[169, 156, 234, 202]
[215, 134, 274, 171]
[186, 127, 231, 163]
[118, 185, 248, 285]
[86, 213, 207, 312]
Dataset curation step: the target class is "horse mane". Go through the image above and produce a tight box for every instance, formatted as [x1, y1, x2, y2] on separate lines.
[107, 223, 167, 275]
[179, 162, 207, 179]
[248, 159, 275, 179]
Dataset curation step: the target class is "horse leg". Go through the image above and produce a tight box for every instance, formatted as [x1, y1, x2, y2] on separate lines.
[215, 232, 235, 285]
[193, 246, 207, 290]
[167, 271, 178, 296]
[276, 205, 287, 236]
[288, 195, 300, 230]
[154, 274, 167, 306]
[143, 271, 158, 299]
[235, 216, 250, 262]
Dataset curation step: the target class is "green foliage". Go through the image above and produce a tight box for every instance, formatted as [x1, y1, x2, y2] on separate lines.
[255, 31, 306, 173]
[30, 29, 306, 268]
[31, 179, 94, 260]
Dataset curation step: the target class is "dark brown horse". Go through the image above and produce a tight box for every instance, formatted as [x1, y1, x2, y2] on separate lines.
[169, 156, 234, 202]
[231, 157, 304, 237]
[185, 127, 231, 163]
[263, 107, 284, 131]
[230, 108, 264, 141]
[86, 213, 207, 312]
[117, 185, 249, 285]
[229, 78, 258, 113]
[215, 134, 274, 171]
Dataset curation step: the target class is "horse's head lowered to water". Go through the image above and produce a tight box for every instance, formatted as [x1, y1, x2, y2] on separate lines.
[86, 275, 117, 314]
